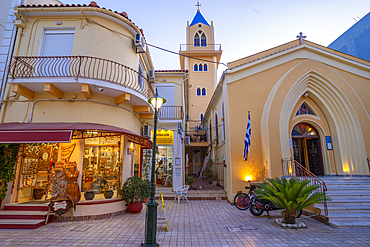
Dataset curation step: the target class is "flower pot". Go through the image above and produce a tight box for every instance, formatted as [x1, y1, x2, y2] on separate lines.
[128, 202, 143, 214]
[84, 191, 95, 200]
[104, 190, 114, 199]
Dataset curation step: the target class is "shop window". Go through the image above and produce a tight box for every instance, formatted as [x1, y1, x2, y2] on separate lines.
[155, 146, 173, 187]
[82, 136, 122, 200]
[196, 87, 201, 96]
[202, 87, 206, 96]
[194, 63, 198, 71]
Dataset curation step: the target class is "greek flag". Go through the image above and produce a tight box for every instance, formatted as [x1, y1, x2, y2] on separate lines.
[243, 112, 251, 161]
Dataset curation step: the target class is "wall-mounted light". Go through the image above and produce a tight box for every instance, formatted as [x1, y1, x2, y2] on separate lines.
[55, 21, 62, 25]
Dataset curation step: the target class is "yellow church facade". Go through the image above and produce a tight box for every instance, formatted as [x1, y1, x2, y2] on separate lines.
[204, 39, 370, 200]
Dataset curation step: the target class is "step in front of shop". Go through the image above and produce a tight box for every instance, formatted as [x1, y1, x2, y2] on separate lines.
[0, 219, 46, 229]
[0, 203, 52, 229]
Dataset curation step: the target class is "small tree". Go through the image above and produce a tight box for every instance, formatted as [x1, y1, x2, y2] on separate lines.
[254, 177, 327, 224]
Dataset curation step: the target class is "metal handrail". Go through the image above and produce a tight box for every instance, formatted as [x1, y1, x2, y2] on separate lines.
[282, 158, 328, 215]
[158, 106, 183, 120]
[9, 56, 154, 99]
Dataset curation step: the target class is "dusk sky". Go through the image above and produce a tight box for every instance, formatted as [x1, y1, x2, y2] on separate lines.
[64, 0, 370, 79]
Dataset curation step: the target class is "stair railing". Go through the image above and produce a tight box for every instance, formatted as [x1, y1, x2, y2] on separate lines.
[282, 158, 328, 215]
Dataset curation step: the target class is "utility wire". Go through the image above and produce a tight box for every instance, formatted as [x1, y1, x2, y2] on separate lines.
[82, 12, 228, 67]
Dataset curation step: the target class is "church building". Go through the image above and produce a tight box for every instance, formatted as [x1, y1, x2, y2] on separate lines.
[203, 37, 370, 199]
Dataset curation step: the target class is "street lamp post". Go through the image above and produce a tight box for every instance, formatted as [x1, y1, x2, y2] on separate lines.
[142, 89, 166, 247]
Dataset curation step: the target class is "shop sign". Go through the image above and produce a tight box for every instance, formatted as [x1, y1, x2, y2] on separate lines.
[152, 130, 173, 145]
[49, 200, 73, 216]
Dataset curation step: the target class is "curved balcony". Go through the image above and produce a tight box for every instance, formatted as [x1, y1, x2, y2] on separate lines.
[9, 56, 154, 99]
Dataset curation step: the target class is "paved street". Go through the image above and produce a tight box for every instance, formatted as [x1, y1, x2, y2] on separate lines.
[0, 200, 369, 246]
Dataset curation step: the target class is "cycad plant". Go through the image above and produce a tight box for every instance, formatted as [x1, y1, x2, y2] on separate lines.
[254, 177, 327, 224]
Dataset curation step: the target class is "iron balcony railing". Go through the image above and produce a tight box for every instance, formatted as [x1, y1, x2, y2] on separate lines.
[179, 44, 222, 51]
[9, 56, 154, 99]
[158, 106, 183, 120]
[282, 158, 328, 215]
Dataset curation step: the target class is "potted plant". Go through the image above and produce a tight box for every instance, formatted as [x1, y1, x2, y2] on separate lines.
[119, 176, 150, 214]
[254, 177, 327, 225]
[83, 180, 95, 200]
[104, 183, 114, 199]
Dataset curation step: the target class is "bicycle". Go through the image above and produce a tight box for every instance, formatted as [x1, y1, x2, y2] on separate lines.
[234, 185, 257, 210]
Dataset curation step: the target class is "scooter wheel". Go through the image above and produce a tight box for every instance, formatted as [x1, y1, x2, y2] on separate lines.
[249, 204, 264, 216]
[296, 209, 302, 218]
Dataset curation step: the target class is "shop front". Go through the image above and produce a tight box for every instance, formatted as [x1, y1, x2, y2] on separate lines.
[0, 122, 151, 219]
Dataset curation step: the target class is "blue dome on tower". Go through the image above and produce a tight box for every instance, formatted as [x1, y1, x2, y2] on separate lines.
[190, 10, 210, 26]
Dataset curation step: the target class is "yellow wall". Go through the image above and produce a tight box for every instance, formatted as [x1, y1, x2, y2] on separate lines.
[226, 48, 370, 195]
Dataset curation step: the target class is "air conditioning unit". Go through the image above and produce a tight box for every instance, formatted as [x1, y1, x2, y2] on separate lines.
[133, 33, 146, 53]
[185, 136, 191, 145]
[143, 125, 151, 139]
[149, 70, 155, 83]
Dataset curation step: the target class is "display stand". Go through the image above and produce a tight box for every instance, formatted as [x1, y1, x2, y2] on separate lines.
[157, 193, 169, 232]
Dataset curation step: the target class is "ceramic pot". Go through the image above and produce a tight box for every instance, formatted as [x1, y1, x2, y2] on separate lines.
[104, 190, 114, 199]
[128, 202, 143, 214]
[84, 191, 95, 200]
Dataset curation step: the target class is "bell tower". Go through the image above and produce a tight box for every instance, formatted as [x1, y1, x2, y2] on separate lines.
[180, 3, 222, 134]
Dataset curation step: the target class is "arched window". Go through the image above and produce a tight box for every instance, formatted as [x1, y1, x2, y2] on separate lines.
[201, 33, 206, 46]
[199, 64, 203, 71]
[194, 63, 198, 71]
[200, 113, 204, 122]
[196, 87, 201, 96]
[204, 63, 208, 71]
[215, 113, 219, 146]
[296, 103, 315, 116]
[202, 87, 206, 96]
[194, 33, 200, 47]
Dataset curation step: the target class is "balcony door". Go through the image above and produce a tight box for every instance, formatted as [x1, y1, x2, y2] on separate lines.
[38, 29, 75, 76]
[156, 84, 175, 119]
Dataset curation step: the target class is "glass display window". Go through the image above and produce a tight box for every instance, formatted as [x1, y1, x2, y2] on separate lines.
[155, 146, 173, 187]
[82, 136, 122, 200]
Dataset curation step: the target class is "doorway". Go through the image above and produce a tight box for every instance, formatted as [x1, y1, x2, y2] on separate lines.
[292, 123, 324, 176]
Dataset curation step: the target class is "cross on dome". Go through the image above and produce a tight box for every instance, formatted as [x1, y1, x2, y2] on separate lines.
[297, 32, 307, 44]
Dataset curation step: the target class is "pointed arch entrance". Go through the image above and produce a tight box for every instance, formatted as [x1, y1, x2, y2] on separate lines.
[292, 123, 324, 176]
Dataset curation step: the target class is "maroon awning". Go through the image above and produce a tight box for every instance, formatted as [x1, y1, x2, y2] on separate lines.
[0, 122, 151, 147]
[0, 130, 72, 143]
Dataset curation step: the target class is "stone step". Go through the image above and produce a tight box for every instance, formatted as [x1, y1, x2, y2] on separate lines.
[327, 195, 370, 200]
[327, 213, 370, 221]
[0, 219, 45, 229]
[329, 220, 370, 227]
[325, 187, 370, 191]
[0, 210, 48, 220]
[4, 203, 49, 211]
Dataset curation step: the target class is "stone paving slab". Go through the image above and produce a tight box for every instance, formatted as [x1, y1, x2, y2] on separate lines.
[0, 200, 369, 246]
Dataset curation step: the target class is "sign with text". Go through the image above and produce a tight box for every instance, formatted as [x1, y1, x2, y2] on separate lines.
[326, 136, 333, 150]
[152, 130, 174, 145]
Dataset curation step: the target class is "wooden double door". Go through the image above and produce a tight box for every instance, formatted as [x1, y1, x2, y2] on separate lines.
[293, 138, 324, 176]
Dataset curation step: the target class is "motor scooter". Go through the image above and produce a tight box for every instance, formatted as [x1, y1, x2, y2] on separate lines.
[249, 194, 302, 218]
